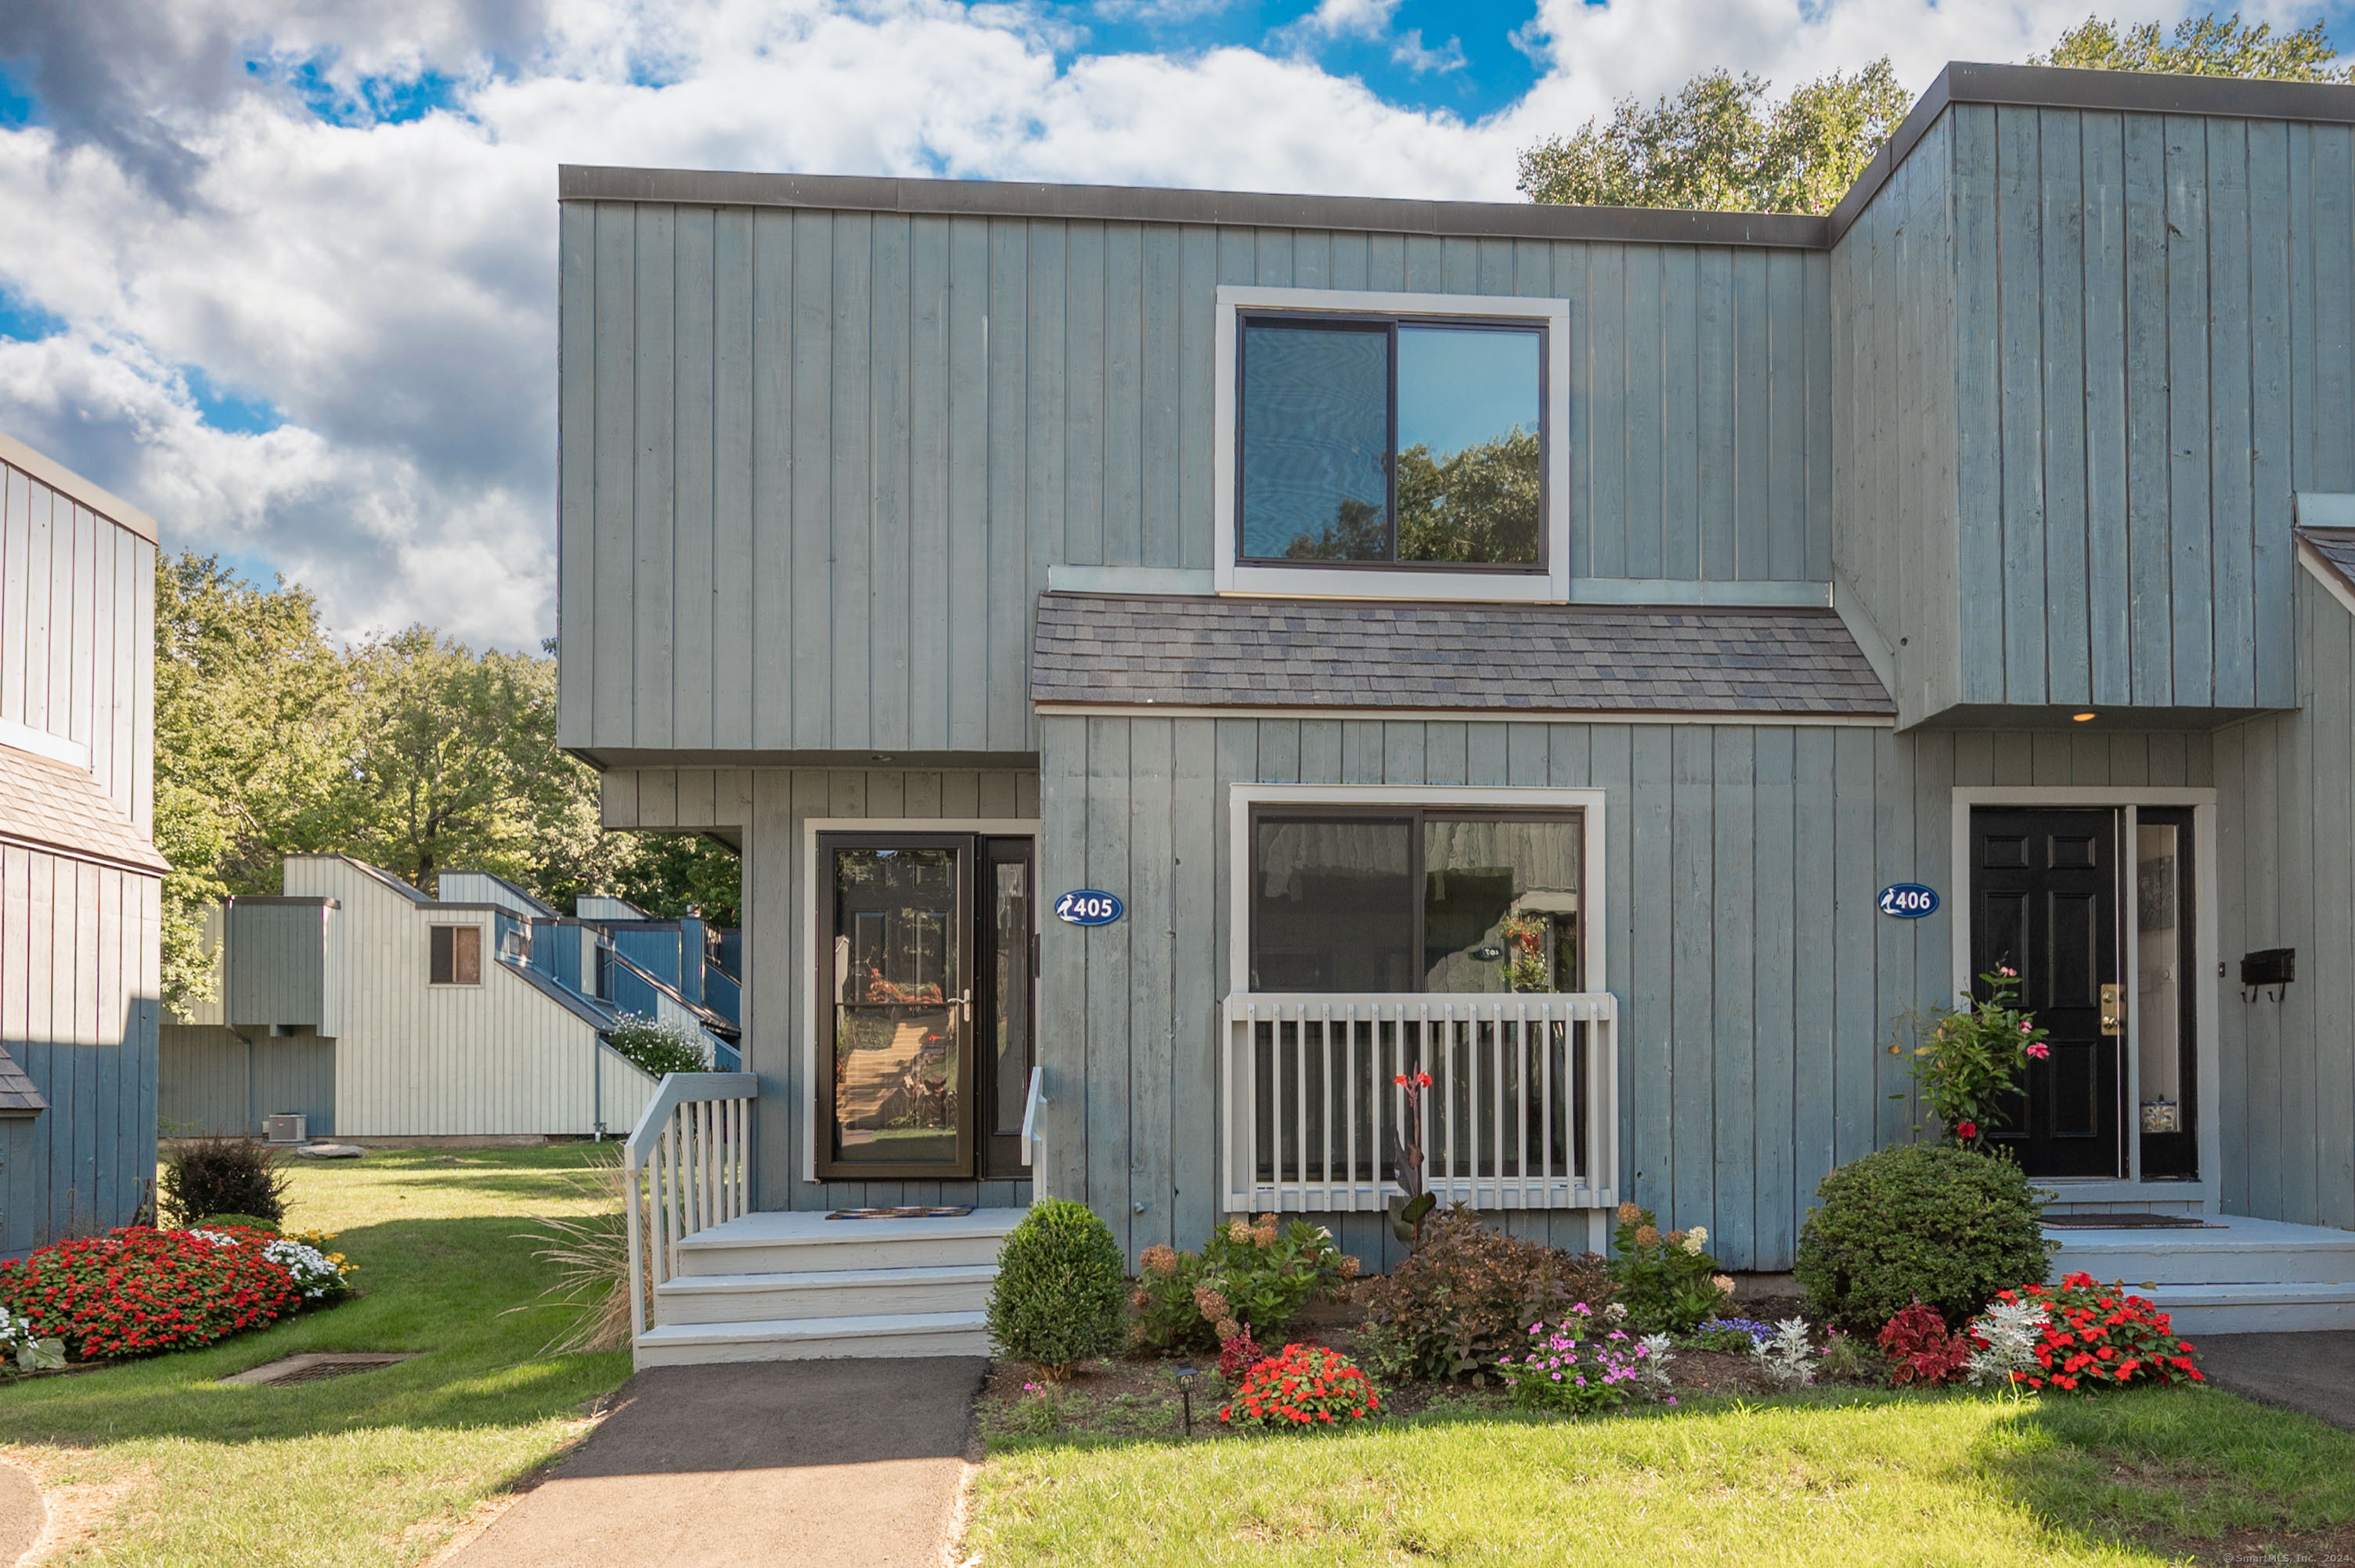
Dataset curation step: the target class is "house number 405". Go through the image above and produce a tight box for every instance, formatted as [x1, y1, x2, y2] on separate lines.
[1055, 890, 1125, 926]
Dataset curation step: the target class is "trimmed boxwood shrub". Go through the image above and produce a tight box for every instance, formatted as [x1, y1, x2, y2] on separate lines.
[986, 1199, 1124, 1376]
[1796, 1143, 2056, 1332]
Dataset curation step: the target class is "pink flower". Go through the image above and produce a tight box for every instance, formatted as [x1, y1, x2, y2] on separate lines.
[2020, 1022, 2033, 1033]
[2026, 1041, 2050, 1060]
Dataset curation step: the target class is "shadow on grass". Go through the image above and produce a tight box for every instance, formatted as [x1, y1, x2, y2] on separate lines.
[0, 1209, 633, 1449]
[1965, 1385, 2355, 1558]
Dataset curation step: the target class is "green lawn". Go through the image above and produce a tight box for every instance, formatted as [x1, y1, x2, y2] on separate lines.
[972, 1383, 2355, 1566]
[0, 1145, 633, 1567]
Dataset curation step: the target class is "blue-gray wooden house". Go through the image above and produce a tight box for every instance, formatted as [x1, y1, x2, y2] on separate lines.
[561, 63, 2355, 1364]
[0, 431, 165, 1255]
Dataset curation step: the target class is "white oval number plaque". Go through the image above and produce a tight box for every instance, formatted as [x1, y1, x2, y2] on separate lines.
[1055, 889, 1124, 927]
[1877, 883, 1940, 919]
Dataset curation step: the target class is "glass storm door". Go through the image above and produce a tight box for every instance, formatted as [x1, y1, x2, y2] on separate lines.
[817, 834, 1034, 1182]
[1970, 808, 2124, 1178]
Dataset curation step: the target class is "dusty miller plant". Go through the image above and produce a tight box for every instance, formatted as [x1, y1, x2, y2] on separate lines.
[1892, 968, 2050, 1148]
[1751, 1317, 1819, 1390]
[1966, 1298, 2052, 1393]
[1637, 1332, 1677, 1398]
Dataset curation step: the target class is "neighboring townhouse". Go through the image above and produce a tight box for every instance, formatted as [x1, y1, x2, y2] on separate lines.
[560, 62, 2355, 1362]
[159, 856, 740, 1141]
[0, 431, 167, 1253]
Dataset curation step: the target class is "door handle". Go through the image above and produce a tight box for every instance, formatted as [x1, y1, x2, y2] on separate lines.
[2100, 982, 2122, 1036]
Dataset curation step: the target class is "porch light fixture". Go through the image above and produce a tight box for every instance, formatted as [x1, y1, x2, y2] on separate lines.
[2072, 712, 2097, 723]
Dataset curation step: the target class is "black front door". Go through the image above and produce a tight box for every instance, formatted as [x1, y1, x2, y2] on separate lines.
[1970, 808, 2123, 1178]
[816, 833, 1034, 1182]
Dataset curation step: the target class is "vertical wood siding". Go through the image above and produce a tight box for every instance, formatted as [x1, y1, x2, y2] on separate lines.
[282, 860, 661, 1137]
[157, 1025, 335, 1137]
[1831, 112, 1966, 727]
[1037, 714, 2214, 1272]
[2213, 570, 2355, 1231]
[0, 460, 154, 830]
[1840, 106, 2348, 722]
[558, 205, 1834, 755]
[601, 766, 1042, 1216]
[0, 847, 158, 1253]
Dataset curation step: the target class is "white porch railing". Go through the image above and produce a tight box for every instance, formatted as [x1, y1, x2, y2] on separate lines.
[1019, 1065, 1048, 1197]
[1221, 993, 1617, 1214]
[623, 1072, 757, 1338]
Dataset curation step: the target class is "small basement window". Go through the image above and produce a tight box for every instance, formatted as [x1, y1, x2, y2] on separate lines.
[430, 925, 482, 986]
[1215, 287, 1570, 603]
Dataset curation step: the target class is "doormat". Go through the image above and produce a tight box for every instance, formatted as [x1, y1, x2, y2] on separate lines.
[2042, 1213, 2220, 1230]
[220, 1353, 420, 1386]
[825, 1206, 975, 1220]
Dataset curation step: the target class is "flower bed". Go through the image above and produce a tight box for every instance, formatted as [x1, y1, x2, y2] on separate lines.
[1496, 1303, 1670, 1414]
[1980, 1274, 2202, 1393]
[0, 1224, 354, 1362]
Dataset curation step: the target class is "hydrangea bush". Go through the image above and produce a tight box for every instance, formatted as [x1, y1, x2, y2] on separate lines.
[1606, 1203, 1734, 1334]
[1131, 1217, 1355, 1354]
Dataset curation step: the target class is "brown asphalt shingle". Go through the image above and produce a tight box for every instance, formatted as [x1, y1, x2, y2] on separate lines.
[0, 743, 168, 874]
[1030, 593, 1895, 717]
[2301, 526, 2355, 601]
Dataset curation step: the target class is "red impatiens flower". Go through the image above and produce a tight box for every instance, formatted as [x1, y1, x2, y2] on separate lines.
[0, 1226, 310, 1363]
[1955, 1120, 1978, 1140]
[1971, 1271, 2202, 1393]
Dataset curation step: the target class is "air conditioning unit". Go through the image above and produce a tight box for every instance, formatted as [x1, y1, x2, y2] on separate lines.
[263, 1113, 308, 1146]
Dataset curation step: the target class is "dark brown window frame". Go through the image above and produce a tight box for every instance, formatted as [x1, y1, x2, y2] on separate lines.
[1246, 804, 1585, 993]
[429, 924, 482, 986]
[1234, 310, 1552, 574]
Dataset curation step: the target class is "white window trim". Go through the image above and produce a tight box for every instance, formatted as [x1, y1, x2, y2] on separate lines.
[1225, 784, 1607, 996]
[1946, 787, 2221, 1206]
[797, 816, 1041, 1185]
[1212, 286, 1574, 604]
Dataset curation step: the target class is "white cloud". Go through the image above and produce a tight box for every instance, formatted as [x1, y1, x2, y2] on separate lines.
[0, 0, 2327, 647]
[1391, 29, 1468, 75]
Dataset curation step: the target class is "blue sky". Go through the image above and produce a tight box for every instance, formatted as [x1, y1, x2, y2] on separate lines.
[0, 0, 2344, 647]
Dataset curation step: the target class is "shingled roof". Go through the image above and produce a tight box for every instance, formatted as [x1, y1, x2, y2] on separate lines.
[2299, 526, 2355, 603]
[0, 1044, 44, 1118]
[0, 743, 168, 874]
[1030, 593, 1895, 718]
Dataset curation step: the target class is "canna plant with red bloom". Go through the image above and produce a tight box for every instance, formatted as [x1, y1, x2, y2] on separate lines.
[1217, 1343, 1381, 1430]
[0, 1226, 307, 1361]
[1980, 1273, 2202, 1393]
[1388, 1064, 1437, 1249]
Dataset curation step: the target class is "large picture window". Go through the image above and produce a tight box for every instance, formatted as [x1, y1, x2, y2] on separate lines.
[1249, 807, 1583, 994]
[1239, 315, 1544, 569]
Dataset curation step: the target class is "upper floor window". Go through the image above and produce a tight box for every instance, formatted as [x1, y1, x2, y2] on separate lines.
[1215, 287, 1571, 604]
[430, 925, 482, 986]
[1241, 316, 1542, 568]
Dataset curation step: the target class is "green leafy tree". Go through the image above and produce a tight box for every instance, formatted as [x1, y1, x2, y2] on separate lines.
[324, 628, 607, 896]
[2036, 12, 2352, 80]
[153, 555, 352, 1017]
[1517, 60, 1911, 215]
[1397, 429, 1541, 564]
[601, 834, 742, 928]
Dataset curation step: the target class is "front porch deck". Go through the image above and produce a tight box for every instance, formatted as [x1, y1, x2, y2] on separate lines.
[2047, 1215, 2355, 1332]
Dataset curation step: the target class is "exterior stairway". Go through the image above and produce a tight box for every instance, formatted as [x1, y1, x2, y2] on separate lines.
[634, 1208, 1022, 1366]
[2047, 1214, 2355, 1333]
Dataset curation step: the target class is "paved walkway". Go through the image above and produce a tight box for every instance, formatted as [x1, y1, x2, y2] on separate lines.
[2194, 1331, 2355, 1433]
[450, 1357, 986, 1568]
[0, 1461, 41, 1566]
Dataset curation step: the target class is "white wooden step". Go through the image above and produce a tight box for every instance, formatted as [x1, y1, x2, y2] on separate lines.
[654, 1263, 997, 1325]
[2050, 1220, 2355, 1287]
[633, 1311, 992, 1367]
[673, 1209, 1023, 1278]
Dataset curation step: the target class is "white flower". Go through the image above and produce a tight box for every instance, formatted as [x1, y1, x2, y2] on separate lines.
[187, 1229, 242, 1249]
[1679, 1227, 1707, 1256]
[263, 1238, 346, 1300]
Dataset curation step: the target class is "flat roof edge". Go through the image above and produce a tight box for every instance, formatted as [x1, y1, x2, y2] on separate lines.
[568, 63, 2355, 254]
[558, 165, 1827, 248]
